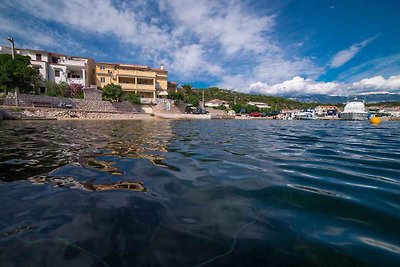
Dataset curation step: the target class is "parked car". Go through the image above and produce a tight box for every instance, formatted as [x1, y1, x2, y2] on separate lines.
[249, 111, 262, 117]
[192, 109, 209, 114]
[57, 102, 73, 109]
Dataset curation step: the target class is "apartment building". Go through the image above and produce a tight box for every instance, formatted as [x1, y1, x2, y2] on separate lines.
[0, 46, 95, 90]
[96, 62, 169, 99]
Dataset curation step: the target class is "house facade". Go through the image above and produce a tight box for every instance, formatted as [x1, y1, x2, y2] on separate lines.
[315, 105, 338, 117]
[96, 62, 169, 99]
[0, 46, 95, 90]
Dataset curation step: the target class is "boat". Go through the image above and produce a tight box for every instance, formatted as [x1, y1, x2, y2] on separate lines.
[294, 109, 316, 120]
[340, 99, 368, 121]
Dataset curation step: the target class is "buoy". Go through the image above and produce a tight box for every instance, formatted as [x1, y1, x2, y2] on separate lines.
[370, 117, 381, 125]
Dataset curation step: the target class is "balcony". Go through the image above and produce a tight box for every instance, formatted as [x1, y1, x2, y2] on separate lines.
[59, 59, 86, 67]
[120, 83, 136, 91]
[117, 69, 156, 78]
[137, 84, 155, 91]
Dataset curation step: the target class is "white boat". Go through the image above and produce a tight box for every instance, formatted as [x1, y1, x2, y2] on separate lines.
[340, 99, 368, 121]
[294, 109, 316, 120]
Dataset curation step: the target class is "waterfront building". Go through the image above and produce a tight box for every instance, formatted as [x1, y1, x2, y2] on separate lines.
[0, 46, 95, 91]
[205, 99, 230, 108]
[96, 62, 169, 99]
[280, 109, 299, 120]
[247, 101, 271, 109]
[315, 105, 338, 117]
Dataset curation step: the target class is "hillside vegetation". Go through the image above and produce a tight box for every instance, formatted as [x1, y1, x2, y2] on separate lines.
[170, 85, 319, 110]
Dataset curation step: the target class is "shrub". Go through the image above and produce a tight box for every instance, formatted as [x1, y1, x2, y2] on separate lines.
[45, 81, 68, 97]
[68, 83, 84, 99]
[213, 105, 227, 110]
[123, 92, 141, 104]
[102, 83, 123, 102]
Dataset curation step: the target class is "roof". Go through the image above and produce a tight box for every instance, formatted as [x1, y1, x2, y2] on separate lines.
[248, 101, 269, 105]
[206, 99, 229, 104]
[316, 105, 338, 109]
[97, 61, 167, 72]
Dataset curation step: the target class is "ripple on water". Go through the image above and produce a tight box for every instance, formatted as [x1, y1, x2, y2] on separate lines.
[0, 119, 400, 266]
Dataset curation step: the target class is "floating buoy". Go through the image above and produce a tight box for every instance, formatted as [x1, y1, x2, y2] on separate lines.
[370, 117, 381, 125]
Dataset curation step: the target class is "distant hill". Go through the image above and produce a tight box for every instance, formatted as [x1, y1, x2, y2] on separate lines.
[288, 93, 400, 104]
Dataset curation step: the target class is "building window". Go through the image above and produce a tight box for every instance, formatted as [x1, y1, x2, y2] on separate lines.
[55, 70, 60, 77]
[36, 54, 42, 61]
[100, 65, 105, 70]
[100, 77, 105, 83]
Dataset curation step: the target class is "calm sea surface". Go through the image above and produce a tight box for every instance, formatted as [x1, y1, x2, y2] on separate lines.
[0, 120, 400, 266]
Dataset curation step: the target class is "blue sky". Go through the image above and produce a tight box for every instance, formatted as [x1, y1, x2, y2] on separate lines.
[1, 0, 400, 95]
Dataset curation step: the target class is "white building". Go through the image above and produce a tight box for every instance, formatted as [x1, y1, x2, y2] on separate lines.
[247, 101, 271, 109]
[0, 46, 95, 91]
[315, 105, 338, 117]
[205, 99, 230, 108]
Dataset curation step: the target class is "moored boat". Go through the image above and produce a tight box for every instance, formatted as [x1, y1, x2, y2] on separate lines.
[294, 109, 316, 120]
[340, 99, 368, 121]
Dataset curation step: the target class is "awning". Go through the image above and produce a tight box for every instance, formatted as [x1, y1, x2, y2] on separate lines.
[157, 91, 168, 96]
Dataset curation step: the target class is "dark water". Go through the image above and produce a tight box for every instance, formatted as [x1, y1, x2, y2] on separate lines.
[0, 120, 400, 266]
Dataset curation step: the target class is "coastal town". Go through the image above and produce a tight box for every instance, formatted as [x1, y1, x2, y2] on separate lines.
[1, 43, 400, 121]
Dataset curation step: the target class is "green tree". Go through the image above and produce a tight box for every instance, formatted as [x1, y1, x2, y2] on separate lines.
[169, 89, 185, 101]
[245, 104, 259, 113]
[185, 94, 200, 107]
[102, 83, 123, 102]
[123, 92, 141, 104]
[231, 103, 244, 113]
[181, 84, 194, 95]
[0, 54, 42, 93]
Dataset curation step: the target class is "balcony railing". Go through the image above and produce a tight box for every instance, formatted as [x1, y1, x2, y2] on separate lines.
[67, 78, 85, 85]
[59, 59, 86, 67]
[117, 69, 156, 78]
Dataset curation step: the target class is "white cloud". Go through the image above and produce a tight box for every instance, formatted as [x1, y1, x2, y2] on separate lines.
[3, 0, 399, 97]
[330, 35, 379, 68]
[244, 75, 400, 96]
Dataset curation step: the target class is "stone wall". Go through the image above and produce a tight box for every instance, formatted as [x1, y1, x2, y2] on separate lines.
[83, 88, 102, 101]
[4, 93, 140, 113]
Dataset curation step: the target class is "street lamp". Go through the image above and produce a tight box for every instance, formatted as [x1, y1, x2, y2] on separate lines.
[7, 36, 18, 106]
[7, 37, 15, 59]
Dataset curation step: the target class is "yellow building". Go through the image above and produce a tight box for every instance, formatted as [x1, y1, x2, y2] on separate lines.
[96, 62, 169, 99]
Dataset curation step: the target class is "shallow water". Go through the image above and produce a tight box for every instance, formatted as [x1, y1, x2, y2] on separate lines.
[0, 119, 400, 266]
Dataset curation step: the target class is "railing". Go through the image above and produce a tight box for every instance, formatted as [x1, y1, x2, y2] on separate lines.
[59, 59, 86, 67]
[137, 84, 155, 90]
[67, 78, 85, 85]
[140, 98, 174, 105]
[117, 69, 156, 78]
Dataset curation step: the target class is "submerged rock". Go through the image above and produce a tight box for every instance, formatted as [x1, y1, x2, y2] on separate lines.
[82, 181, 146, 192]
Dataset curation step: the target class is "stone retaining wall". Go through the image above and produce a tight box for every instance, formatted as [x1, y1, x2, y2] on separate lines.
[4, 93, 140, 113]
[21, 108, 151, 120]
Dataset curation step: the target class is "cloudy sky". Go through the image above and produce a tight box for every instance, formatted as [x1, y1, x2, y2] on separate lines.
[1, 0, 400, 95]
